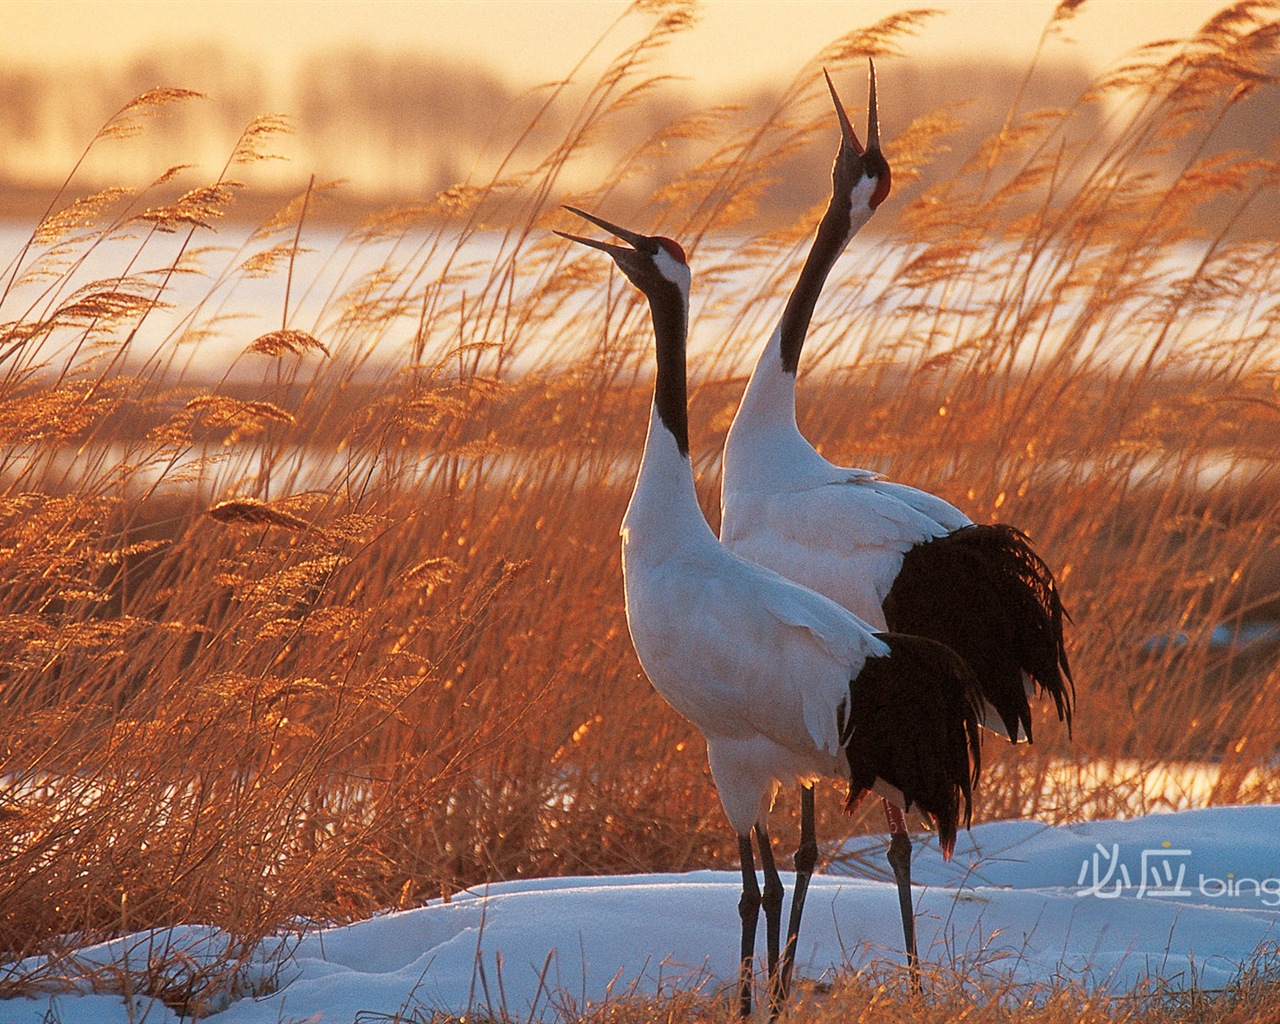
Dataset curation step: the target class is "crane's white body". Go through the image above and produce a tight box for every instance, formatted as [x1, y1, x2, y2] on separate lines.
[622, 397, 906, 834]
[616, 248, 910, 834]
[721, 335, 970, 631]
[558, 196, 982, 1014]
[720, 172, 969, 628]
[720, 324, 1037, 740]
[717, 108, 1061, 744]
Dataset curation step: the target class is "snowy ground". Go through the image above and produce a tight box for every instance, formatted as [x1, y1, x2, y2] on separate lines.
[4, 806, 1279, 1023]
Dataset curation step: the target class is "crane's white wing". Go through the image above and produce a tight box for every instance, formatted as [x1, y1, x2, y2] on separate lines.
[624, 542, 886, 765]
[865, 478, 972, 533]
[722, 475, 964, 624]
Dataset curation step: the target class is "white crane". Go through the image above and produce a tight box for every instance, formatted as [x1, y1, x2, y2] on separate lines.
[557, 206, 983, 1019]
[720, 64, 1075, 987]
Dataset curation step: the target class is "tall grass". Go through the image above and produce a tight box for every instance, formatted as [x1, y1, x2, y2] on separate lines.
[1, 0, 1279, 1011]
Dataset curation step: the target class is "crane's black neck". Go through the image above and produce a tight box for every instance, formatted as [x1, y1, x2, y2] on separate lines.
[648, 276, 691, 457]
[777, 209, 850, 376]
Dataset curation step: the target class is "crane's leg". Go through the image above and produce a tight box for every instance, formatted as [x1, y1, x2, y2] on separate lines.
[755, 824, 785, 1019]
[779, 784, 817, 1005]
[883, 799, 921, 993]
[737, 833, 761, 1018]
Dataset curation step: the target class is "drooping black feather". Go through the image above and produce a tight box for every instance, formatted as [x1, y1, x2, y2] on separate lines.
[882, 523, 1074, 744]
[840, 633, 983, 858]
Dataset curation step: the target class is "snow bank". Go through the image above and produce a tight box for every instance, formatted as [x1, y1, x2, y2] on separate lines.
[4, 807, 1279, 1022]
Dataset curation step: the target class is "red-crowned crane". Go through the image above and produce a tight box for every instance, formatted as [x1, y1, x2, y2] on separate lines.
[556, 206, 983, 1019]
[719, 64, 1074, 989]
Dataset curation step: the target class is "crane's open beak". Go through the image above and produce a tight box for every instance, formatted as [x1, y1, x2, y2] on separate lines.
[824, 58, 881, 157]
[555, 206, 658, 259]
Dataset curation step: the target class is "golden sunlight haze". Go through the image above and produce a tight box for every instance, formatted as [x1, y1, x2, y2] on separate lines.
[3, 0, 1232, 91]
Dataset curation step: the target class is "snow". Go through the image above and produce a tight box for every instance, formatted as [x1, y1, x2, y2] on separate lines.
[4, 807, 1279, 1023]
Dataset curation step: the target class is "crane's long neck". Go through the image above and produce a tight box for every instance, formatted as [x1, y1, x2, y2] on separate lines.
[727, 211, 854, 457]
[776, 213, 851, 376]
[650, 278, 690, 457]
[728, 183, 876, 460]
[622, 274, 718, 553]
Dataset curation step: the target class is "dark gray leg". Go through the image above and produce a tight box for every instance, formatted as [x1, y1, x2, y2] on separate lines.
[779, 784, 817, 1004]
[755, 824, 785, 1018]
[883, 799, 921, 993]
[738, 832, 761, 1017]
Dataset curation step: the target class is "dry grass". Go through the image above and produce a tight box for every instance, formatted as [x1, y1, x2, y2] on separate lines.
[510, 950, 1280, 1024]
[547, 957, 1280, 1024]
[305, 950, 1280, 1024]
[1, 1, 1279, 1018]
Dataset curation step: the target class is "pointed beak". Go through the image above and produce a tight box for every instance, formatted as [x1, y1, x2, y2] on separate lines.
[823, 60, 882, 158]
[824, 60, 891, 212]
[824, 68, 864, 157]
[555, 206, 657, 258]
[865, 57, 881, 154]
[554, 228, 631, 260]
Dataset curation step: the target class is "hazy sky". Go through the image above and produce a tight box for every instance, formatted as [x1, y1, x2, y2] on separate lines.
[3, 1, 1232, 96]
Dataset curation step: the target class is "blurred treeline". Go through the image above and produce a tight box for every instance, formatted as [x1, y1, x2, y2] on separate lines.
[1, 42, 1275, 232]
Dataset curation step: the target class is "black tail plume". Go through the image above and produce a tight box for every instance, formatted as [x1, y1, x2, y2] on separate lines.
[883, 523, 1074, 743]
[841, 633, 983, 858]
